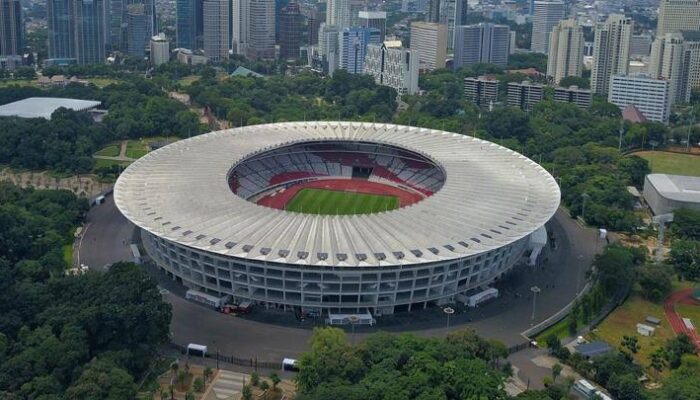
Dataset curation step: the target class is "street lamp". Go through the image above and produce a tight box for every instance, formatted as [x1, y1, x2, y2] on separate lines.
[348, 315, 359, 344]
[530, 286, 541, 321]
[443, 307, 455, 335]
[213, 340, 219, 370]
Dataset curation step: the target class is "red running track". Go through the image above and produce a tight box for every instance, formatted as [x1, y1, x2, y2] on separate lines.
[256, 179, 425, 210]
[663, 288, 700, 354]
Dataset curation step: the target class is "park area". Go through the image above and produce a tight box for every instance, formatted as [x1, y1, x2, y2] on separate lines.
[634, 151, 700, 177]
[285, 188, 399, 215]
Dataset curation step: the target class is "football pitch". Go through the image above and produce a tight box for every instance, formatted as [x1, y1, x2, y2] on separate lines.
[285, 188, 399, 215]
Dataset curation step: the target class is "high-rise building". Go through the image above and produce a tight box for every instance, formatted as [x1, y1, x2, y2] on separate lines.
[318, 23, 340, 73]
[358, 11, 387, 42]
[410, 21, 446, 70]
[554, 85, 592, 109]
[427, 0, 441, 22]
[1, 0, 23, 60]
[247, 0, 275, 59]
[453, 23, 510, 70]
[463, 76, 499, 107]
[304, 3, 325, 46]
[327, 0, 350, 29]
[176, 0, 197, 49]
[72, 0, 106, 64]
[590, 14, 632, 96]
[48, 0, 75, 60]
[364, 41, 419, 94]
[656, 0, 700, 37]
[546, 18, 583, 84]
[530, 1, 564, 54]
[630, 34, 652, 57]
[338, 26, 380, 74]
[278, 1, 303, 59]
[203, 0, 229, 61]
[649, 31, 700, 104]
[232, 0, 249, 54]
[149, 33, 169, 65]
[507, 81, 544, 110]
[126, 4, 147, 57]
[608, 74, 671, 123]
[427, 0, 464, 49]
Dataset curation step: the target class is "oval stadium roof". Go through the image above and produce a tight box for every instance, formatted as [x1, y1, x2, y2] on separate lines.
[114, 122, 561, 267]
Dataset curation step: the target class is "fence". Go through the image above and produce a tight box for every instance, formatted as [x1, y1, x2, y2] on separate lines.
[169, 343, 282, 371]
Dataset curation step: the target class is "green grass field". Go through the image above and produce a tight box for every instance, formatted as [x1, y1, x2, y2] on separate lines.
[94, 144, 120, 157]
[125, 140, 148, 159]
[635, 151, 700, 177]
[285, 188, 399, 215]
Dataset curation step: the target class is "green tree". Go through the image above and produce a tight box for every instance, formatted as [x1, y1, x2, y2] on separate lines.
[193, 377, 204, 392]
[621, 335, 640, 354]
[661, 355, 700, 400]
[64, 358, 137, 400]
[664, 334, 697, 369]
[269, 372, 280, 389]
[260, 380, 270, 391]
[242, 385, 253, 400]
[250, 371, 259, 386]
[668, 239, 700, 280]
[558, 76, 590, 89]
[637, 264, 672, 302]
[672, 208, 700, 240]
[551, 363, 562, 383]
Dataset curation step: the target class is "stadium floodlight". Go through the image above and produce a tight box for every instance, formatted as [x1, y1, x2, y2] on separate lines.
[652, 213, 674, 263]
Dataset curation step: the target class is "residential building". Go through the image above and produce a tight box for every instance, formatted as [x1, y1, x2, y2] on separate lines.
[554, 85, 592, 109]
[364, 41, 419, 95]
[304, 4, 324, 45]
[0, 0, 23, 65]
[630, 34, 652, 58]
[530, 1, 564, 54]
[149, 33, 169, 65]
[318, 23, 340, 73]
[463, 76, 499, 107]
[72, 0, 106, 64]
[358, 11, 387, 42]
[649, 30, 700, 104]
[453, 23, 510, 69]
[278, 1, 303, 59]
[126, 4, 147, 57]
[609, 74, 671, 123]
[338, 27, 380, 74]
[203, 0, 229, 61]
[546, 19, 583, 84]
[410, 21, 447, 70]
[507, 81, 544, 111]
[247, 0, 275, 59]
[590, 14, 632, 96]
[327, 0, 350, 29]
[656, 0, 700, 37]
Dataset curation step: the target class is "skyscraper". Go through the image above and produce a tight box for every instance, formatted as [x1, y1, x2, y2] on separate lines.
[530, 0, 564, 54]
[546, 19, 584, 84]
[232, 0, 249, 54]
[176, 0, 197, 49]
[649, 31, 700, 104]
[304, 3, 325, 45]
[0, 0, 23, 59]
[358, 11, 387, 42]
[326, 0, 350, 29]
[72, 0, 106, 64]
[338, 26, 380, 73]
[453, 23, 510, 70]
[410, 21, 446, 70]
[609, 74, 671, 123]
[48, 0, 75, 60]
[203, 0, 230, 61]
[656, 0, 700, 37]
[278, 1, 303, 60]
[364, 41, 419, 94]
[150, 33, 169, 65]
[590, 14, 632, 96]
[126, 3, 147, 57]
[247, 0, 275, 59]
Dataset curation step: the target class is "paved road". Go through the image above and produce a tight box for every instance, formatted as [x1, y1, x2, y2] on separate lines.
[79, 199, 601, 385]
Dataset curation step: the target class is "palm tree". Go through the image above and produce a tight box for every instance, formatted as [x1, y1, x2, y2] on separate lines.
[204, 366, 213, 382]
[269, 372, 281, 390]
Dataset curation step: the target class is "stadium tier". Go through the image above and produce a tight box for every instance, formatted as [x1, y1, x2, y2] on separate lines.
[115, 122, 560, 316]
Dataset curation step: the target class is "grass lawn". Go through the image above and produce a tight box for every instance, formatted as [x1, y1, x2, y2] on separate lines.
[178, 75, 200, 87]
[675, 303, 700, 329]
[0, 80, 37, 88]
[634, 151, 700, 177]
[285, 188, 399, 215]
[62, 244, 73, 267]
[86, 77, 120, 87]
[534, 317, 571, 344]
[94, 144, 120, 157]
[93, 158, 131, 169]
[125, 140, 148, 159]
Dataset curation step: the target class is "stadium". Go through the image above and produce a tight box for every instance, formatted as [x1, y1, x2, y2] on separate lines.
[114, 121, 560, 319]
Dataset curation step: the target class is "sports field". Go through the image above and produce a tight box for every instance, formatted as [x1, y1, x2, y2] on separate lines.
[634, 151, 700, 177]
[285, 188, 399, 215]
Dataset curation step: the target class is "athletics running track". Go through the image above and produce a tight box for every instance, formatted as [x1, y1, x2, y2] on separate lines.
[663, 288, 700, 354]
[256, 179, 425, 210]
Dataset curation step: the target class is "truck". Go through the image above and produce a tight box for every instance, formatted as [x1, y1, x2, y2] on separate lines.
[185, 289, 228, 309]
[457, 288, 499, 307]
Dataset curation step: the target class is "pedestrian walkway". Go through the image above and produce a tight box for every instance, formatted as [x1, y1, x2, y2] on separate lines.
[205, 370, 248, 400]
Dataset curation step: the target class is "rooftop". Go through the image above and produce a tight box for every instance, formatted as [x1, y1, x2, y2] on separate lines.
[575, 341, 613, 357]
[0, 97, 101, 120]
[646, 174, 700, 203]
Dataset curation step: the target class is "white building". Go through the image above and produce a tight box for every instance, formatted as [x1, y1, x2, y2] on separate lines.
[358, 11, 387, 42]
[318, 23, 340, 73]
[608, 74, 671, 123]
[453, 23, 510, 70]
[232, 0, 249, 55]
[203, 0, 230, 62]
[327, 0, 351, 29]
[410, 21, 447, 71]
[547, 19, 584, 84]
[591, 14, 632, 96]
[149, 33, 170, 65]
[364, 41, 419, 95]
[530, 1, 565, 54]
[649, 31, 700, 104]
[339, 27, 381, 74]
[246, 0, 275, 59]
[657, 0, 700, 37]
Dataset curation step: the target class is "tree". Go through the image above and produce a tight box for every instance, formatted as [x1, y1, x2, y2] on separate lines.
[672, 208, 700, 240]
[242, 385, 253, 400]
[559, 76, 590, 89]
[593, 244, 637, 297]
[269, 372, 280, 390]
[637, 264, 672, 302]
[621, 335, 640, 354]
[661, 355, 700, 400]
[260, 380, 270, 391]
[250, 371, 259, 386]
[204, 367, 213, 382]
[184, 390, 194, 400]
[668, 239, 700, 280]
[64, 358, 137, 400]
[551, 363, 562, 383]
[650, 348, 667, 373]
[193, 377, 204, 392]
[664, 334, 697, 369]
[545, 334, 562, 355]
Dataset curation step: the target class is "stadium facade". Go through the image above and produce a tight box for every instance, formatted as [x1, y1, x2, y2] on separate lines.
[115, 122, 560, 316]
